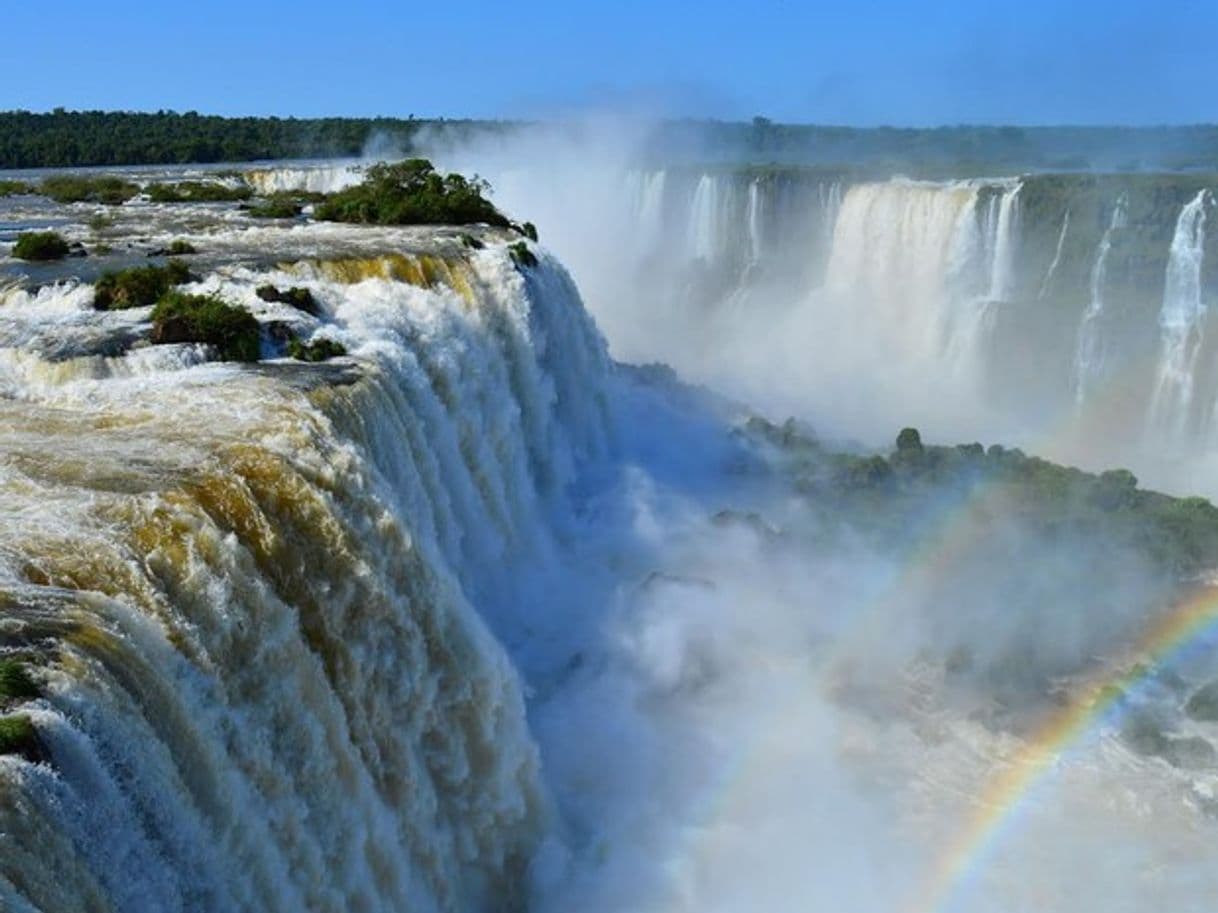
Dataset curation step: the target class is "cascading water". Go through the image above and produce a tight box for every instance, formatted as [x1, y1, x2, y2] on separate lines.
[687, 174, 723, 262]
[1038, 209, 1070, 299]
[822, 179, 1020, 379]
[1072, 195, 1128, 409]
[0, 244, 613, 913]
[1149, 190, 1210, 439]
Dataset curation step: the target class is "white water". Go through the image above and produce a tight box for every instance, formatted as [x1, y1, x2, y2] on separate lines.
[1073, 195, 1127, 409]
[244, 163, 365, 195]
[1150, 190, 1210, 438]
[0, 245, 612, 912]
[1038, 209, 1071, 299]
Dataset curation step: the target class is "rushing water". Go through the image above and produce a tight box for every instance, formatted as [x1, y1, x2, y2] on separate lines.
[4, 160, 1218, 913]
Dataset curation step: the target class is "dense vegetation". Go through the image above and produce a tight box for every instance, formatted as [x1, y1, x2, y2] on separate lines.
[151, 292, 261, 361]
[93, 261, 193, 309]
[4, 110, 1218, 173]
[12, 231, 70, 261]
[745, 419, 1218, 577]
[40, 175, 139, 205]
[313, 159, 509, 227]
[0, 110, 506, 169]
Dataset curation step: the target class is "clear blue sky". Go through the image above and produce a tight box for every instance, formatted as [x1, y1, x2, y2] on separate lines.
[5, 0, 1215, 125]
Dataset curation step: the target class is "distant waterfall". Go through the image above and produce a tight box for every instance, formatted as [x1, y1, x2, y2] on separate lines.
[1038, 210, 1070, 299]
[1149, 190, 1209, 437]
[0, 248, 613, 913]
[824, 179, 1019, 373]
[986, 182, 1021, 301]
[687, 174, 722, 261]
[1073, 196, 1128, 409]
[745, 178, 763, 265]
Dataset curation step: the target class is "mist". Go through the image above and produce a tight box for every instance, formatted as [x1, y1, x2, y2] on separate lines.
[392, 117, 1218, 913]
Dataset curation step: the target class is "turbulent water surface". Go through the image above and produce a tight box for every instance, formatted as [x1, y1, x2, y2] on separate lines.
[2, 158, 1218, 913]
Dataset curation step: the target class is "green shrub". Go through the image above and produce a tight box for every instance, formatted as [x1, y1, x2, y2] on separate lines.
[520, 221, 538, 241]
[0, 661, 39, 702]
[146, 181, 252, 203]
[0, 180, 33, 196]
[151, 292, 261, 361]
[313, 158, 509, 227]
[287, 337, 347, 362]
[460, 233, 485, 250]
[94, 260, 193, 310]
[41, 175, 138, 205]
[12, 231, 70, 261]
[0, 714, 39, 760]
[508, 241, 537, 269]
[164, 239, 197, 255]
[246, 198, 302, 219]
[255, 284, 320, 315]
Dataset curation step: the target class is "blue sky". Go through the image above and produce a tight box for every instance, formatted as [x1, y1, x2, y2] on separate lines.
[5, 0, 1215, 125]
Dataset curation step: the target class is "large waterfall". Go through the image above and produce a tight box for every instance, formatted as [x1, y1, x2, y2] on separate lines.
[432, 152, 1216, 489]
[0, 243, 611, 913]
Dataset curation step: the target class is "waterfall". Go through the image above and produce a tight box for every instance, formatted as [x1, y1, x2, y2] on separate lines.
[987, 182, 1021, 301]
[687, 174, 722, 262]
[1149, 190, 1209, 438]
[0, 247, 613, 913]
[745, 178, 763, 265]
[1072, 195, 1128, 409]
[1038, 209, 1070, 299]
[823, 178, 1013, 373]
[244, 163, 365, 195]
[632, 169, 667, 255]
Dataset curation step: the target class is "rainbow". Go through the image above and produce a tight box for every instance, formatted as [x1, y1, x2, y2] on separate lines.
[910, 583, 1218, 913]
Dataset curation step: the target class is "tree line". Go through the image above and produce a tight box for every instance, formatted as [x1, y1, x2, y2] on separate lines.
[0, 109, 510, 169]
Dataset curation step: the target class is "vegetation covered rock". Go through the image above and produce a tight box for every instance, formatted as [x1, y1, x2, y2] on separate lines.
[744, 419, 1218, 578]
[94, 260, 193, 310]
[0, 660, 39, 704]
[150, 292, 261, 361]
[12, 231, 70, 261]
[313, 159, 509, 227]
[286, 337, 347, 362]
[0, 714, 43, 762]
[255, 284, 320, 315]
[0, 180, 34, 196]
[508, 241, 537, 269]
[146, 181, 252, 203]
[40, 175, 138, 205]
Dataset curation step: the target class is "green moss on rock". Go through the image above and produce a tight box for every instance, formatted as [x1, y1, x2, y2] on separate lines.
[286, 337, 347, 362]
[255, 284, 320, 315]
[0, 714, 42, 762]
[0, 661, 39, 703]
